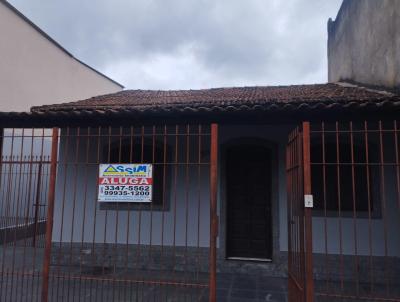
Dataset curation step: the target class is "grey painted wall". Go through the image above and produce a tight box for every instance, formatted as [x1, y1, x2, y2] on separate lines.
[328, 0, 400, 89]
[4, 125, 396, 258]
[51, 125, 290, 251]
[52, 128, 211, 247]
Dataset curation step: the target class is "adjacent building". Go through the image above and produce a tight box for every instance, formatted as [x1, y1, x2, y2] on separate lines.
[328, 0, 400, 89]
[0, 0, 123, 112]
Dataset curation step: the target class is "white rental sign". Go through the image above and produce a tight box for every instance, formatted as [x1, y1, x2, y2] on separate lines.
[98, 164, 153, 202]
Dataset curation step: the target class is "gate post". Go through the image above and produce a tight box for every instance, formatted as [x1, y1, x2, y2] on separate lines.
[209, 124, 218, 302]
[41, 128, 59, 302]
[0, 127, 3, 184]
[32, 162, 43, 247]
[302, 122, 314, 302]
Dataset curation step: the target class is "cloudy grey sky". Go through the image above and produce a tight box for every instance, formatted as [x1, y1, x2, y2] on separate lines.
[9, 0, 343, 90]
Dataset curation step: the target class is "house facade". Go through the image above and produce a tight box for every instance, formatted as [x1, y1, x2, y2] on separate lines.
[0, 1, 400, 302]
[1, 83, 400, 302]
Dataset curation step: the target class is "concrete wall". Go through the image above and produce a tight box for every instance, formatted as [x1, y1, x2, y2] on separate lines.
[0, 1, 122, 112]
[328, 0, 400, 89]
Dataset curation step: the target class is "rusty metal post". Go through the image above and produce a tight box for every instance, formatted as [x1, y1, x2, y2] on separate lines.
[32, 161, 43, 247]
[302, 122, 314, 302]
[0, 127, 3, 185]
[209, 123, 218, 302]
[41, 128, 59, 302]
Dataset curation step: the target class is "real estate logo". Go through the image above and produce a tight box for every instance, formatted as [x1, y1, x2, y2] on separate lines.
[102, 164, 149, 176]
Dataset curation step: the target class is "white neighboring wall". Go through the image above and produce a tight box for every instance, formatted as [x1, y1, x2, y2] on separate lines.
[0, 1, 123, 112]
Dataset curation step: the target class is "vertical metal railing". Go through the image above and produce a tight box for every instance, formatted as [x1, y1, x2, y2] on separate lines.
[302, 122, 314, 302]
[0, 127, 3, 189]
[286, 126, 307, 302]
[32, 161, 43, 248]
[0, 124, 216, 301]
[309, 120, 400, 301]
[41, 128, 59, 302]
[50, 124, 214, 301]
[209, 123, 218, 302]
[0, 128, 53, 301]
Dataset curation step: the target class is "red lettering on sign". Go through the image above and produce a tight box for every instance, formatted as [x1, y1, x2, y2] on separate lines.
[99, 177, 153, 185]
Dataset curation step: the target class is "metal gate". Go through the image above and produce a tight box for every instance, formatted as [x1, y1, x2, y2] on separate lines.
[288, 120, 400, 302]
[286, 122, 314, 302]
[0, 124, 218, 302]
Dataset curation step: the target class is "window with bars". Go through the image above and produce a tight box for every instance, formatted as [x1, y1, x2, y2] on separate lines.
[311, 137, 381, 216]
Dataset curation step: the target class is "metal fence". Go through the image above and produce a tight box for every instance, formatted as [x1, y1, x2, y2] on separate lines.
[5, 120, 399, 302]
[0, 156, 49, 247]
[288, 121, 400, 302]
[0, 125, 218, 302]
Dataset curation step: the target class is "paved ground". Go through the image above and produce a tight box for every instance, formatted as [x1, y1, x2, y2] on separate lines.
[2, 245, 398, 301]
[2, 267, 400, 301]
[217, 274, 287, 302]
[0, 268, 288, 301]
[0, 243, 289, 301]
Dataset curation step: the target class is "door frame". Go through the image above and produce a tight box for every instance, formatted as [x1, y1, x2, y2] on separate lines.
[220, 137, 280, 262]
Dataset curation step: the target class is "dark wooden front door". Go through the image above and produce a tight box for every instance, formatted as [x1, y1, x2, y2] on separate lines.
[226, 144, 272, 260]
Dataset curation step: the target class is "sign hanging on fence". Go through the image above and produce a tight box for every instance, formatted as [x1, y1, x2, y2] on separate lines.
[98, 164, 153, 202]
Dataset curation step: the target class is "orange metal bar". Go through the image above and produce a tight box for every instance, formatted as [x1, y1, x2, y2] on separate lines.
[41, 128, 59, 302]
[209, 123, 218, 302]
[0, 127, 3, 195]
[32, 161, 42, 247]
[302, 122, 314, 302]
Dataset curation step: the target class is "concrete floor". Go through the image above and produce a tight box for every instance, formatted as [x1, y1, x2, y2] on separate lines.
[0, 266, 288, 301]
[1, 244, 398, 301]
[216, 274, 288, 302]
[2, 266, 400, 301]
[0, 242, 289, 301]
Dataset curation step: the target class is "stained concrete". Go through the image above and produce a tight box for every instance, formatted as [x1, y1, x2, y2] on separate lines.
[328, 0, 400, 89]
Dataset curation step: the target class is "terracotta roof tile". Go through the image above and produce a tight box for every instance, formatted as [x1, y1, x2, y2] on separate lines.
[31, 82, 400, 114]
